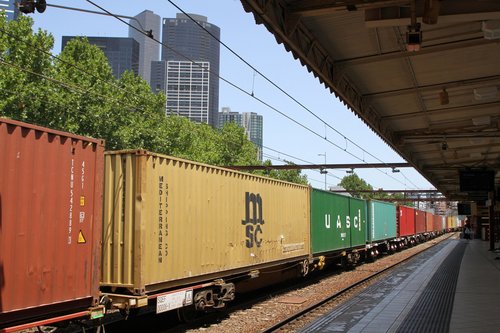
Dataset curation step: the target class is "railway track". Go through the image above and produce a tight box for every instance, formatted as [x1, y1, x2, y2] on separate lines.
[24, 233, 453, 333]
[104, 233, 455, 333]
[260, 233, 457, 333]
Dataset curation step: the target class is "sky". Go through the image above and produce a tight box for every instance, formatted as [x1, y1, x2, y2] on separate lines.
[29, 0, 435, 191]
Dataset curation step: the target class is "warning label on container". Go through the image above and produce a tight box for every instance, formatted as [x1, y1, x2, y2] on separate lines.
[78, 230, 86, 244]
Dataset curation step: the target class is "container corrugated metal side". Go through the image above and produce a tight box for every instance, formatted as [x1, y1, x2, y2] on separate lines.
[415, 209, 426, 234]
[425, 212, 434, 232]
[0, 118, 104, 326]
[396, 206, 415, 237]
[349, 197, 367, 248]
[310, 189, 351, 254]
[447, 216, 458, 230]
[367, 200, 397, 243]
[310, 190, 366, 255]
[432, 215, 441, 232]
[101, 150, 311, 294]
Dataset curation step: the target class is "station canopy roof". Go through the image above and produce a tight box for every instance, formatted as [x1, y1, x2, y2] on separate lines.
[241, 0, 500, 202]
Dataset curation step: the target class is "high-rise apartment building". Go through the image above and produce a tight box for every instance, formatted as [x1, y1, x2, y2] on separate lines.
[62, 36, 139, 79]
[1, 0, 18, 21]
[160, 13, 220, 127]
[218, 107, 263, 161]
[129, 10, 161, 86]
[166, 60, 210, 123]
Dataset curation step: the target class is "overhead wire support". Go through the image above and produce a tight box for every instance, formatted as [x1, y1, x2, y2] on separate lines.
[225, 163, 412, 171]
[166, 0, 421, 189]
[81, 0, 417, 189]
[167, 0, 395, 168]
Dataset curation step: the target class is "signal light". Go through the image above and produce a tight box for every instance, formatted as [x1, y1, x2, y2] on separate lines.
[18, 0, 46, 14]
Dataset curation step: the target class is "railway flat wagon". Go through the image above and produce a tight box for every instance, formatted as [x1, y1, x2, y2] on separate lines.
[310, 189, 366, 266]
[0, 119, 105, 328]
[101, 150, 311, 313]
[366, 200, 397, 253]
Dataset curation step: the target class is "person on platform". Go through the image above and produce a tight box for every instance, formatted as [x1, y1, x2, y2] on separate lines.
[464, 220, 472, 240]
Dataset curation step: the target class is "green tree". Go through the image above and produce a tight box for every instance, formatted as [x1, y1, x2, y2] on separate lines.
[256, 160, 309, 185]
[0, 15, 54, 123]
[391, 192, 414, 207]
[0, 17, 306, 184]
[338, 173, 373, 199]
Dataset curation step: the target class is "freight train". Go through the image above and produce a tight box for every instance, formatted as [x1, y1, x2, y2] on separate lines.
[0, 118, 462, 332]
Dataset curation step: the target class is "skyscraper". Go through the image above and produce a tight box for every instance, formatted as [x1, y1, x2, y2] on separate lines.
[1, 0, 18, 21]
[219, 107, 263, 161]
[129, 10, 161, 86]
[62, 37, 139, 79]
[166, 60, 210, 123]
[161, 13, 220, 127]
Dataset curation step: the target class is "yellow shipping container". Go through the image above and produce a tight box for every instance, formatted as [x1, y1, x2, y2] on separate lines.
[447, 216, 458, 230]
[101, 150, 311, 296]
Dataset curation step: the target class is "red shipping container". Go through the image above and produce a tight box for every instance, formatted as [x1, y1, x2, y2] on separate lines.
[0, 119, 104, 327]
[415, 209, 426, 234]
[425, 212, 434, 232]
[433, 215, 442, 232]
[397, 206, 415, 237]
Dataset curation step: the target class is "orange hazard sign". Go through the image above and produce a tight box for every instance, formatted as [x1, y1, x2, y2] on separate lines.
[78, 230, 86, 244]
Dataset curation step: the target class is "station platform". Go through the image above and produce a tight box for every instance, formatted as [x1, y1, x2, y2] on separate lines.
[299, 237, 500, 333]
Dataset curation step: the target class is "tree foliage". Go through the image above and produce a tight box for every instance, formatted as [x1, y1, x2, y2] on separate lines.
[255, 160, 309, 185]
[338, 173, 373, 199]
[338, 173, 414, 204]
[0, 16, 306, 183]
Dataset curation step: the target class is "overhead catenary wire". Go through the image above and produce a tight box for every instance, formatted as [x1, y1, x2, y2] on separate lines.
[83, 0, 415, 189]
[166, 0, 420, 189]
[23, 1, 419, 189]
[262, 146, 344, 182]
[0, 25, 151, 114]
[164, 0, 420, 189]
[0, 55, 156, 116]
[1, 5, 406, 189]
[46, 0, 401, 187]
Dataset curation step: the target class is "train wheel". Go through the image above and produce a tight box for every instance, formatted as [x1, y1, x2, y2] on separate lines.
[300, 259, 310, 277]
[177, 305, 199, 323]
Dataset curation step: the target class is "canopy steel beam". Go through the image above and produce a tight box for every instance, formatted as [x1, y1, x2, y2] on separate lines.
[225, 162, 411, 171]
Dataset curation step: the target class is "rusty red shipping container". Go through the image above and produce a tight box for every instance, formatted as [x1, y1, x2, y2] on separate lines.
[0, 118, 104, 328]
[415, 209, 426, 234]
[433, 215, 442, 233]
[396, 206, 415, 237]
[425, 212, 434, 232]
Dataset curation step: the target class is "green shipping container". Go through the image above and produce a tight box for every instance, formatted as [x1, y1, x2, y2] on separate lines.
[367, 200, 397, 243]
[349, 197, 368, 247]
[310, 189, 367, 255]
